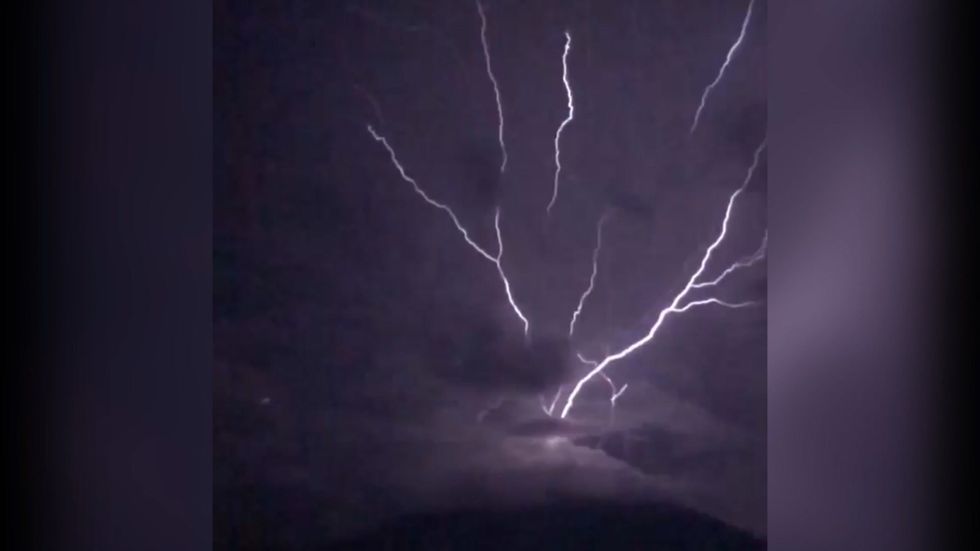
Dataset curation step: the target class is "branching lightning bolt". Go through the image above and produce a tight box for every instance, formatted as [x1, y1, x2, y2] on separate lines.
[673, 297, 758, 312]
[367, 124, 497, 261]
[689, 0, 754, 135]
[476, 0, 507, 172]
[539, 386, 564, 416]
[569, 214, 608, 337]
[494, 208, 531, 338]
[547, 31, 575, 214]
[361, 11, 765, 426]
[601, 373, 629, 404]
[690, 230, 767, 289]
[367, 125, 530, 335]
[577, 354, 628, 422]
[559, 141, 766, 419]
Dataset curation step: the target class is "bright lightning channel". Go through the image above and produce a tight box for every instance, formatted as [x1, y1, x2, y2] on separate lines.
[367, 125, 530, 336]
[546, 31, 575, 214]
[476, 0, 507, 173]
[689, 0, 755, 135]
[559, 141, 766, 419]
[494, 208, 531, 338]
[690, 230, 767, 289]
[569, 213, 608, 337]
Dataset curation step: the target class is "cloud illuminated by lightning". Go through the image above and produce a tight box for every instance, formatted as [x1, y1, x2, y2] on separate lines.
[569, 213, 608, 337]
[366, 124, 530, 336]
[476, 0, 507, 172]
[546, 31, 575, 214]
[559, 141, 766, 418]
[689, 0, 755, 135]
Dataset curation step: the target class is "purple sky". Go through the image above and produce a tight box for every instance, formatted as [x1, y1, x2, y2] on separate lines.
[215, 0, 766, 545]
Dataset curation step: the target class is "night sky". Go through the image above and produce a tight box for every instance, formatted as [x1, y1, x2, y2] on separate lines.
[214, 0, 766, 548]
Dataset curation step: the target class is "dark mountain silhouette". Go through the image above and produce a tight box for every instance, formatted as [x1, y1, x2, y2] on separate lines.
[330, 499, 765, 550]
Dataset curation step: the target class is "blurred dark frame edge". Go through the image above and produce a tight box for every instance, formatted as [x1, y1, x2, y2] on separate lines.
[10, 0, 213, 549]
[6, 0, 973, 549]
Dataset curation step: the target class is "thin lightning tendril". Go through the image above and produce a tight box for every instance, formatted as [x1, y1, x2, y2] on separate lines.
[547, 31, 575, 214]
[690, 0, 754, 135]
[578, 354, 628, 420]
[367, 125, 496, 261]
[476, 1, 507, 172]
[539, 386, 564, 416]
[559, 141, 766, 419]
[365, 11, 764, 424]
[601, 373, 629, 404]
[494, 209, 531, 337]
[673, 298, 758, 313]
[569, 214, 608, 337]
[690, 230, 767, 289]
[367, 125, 530, 334]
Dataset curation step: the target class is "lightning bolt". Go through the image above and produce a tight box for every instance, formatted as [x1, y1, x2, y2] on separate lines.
[569, 213, 608, 337]
[559, 141, 766, 419]
[367, 125, 530, 336]
[577, 354, 628, 423]
[476, 0, 507, 173]
[367, 124, 497, 261]
[494, 208, 531, 338]
[689, 0, 754, 135]
[546, 31, 574, 214]
[690, 230, 767, 289]
[601, 373, 629, 404]
[539, 386, 564, 416]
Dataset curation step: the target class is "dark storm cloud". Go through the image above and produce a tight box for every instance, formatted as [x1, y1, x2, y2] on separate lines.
[427, 320, 570, 393]
[216, 0, 766, 545]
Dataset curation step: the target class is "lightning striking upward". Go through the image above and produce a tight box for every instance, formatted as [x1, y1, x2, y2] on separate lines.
[601, 373, 629, 404]
[367, 125, 496, 261]
[476, 1, 507, 172]
[569, 213, 608, 337]
[578, 355, 628, 422]
[360, 9, 765, 428]
[494, 209, 531, 338]
[547, 31, 575, 214]
[691, 230, 767, 289]
[367, 124, 531, 335]
[539, 386, 564, 416]
[559, 141, 766, 419]
[354, 84, 385, 127]
[689, 0, 755, 135]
